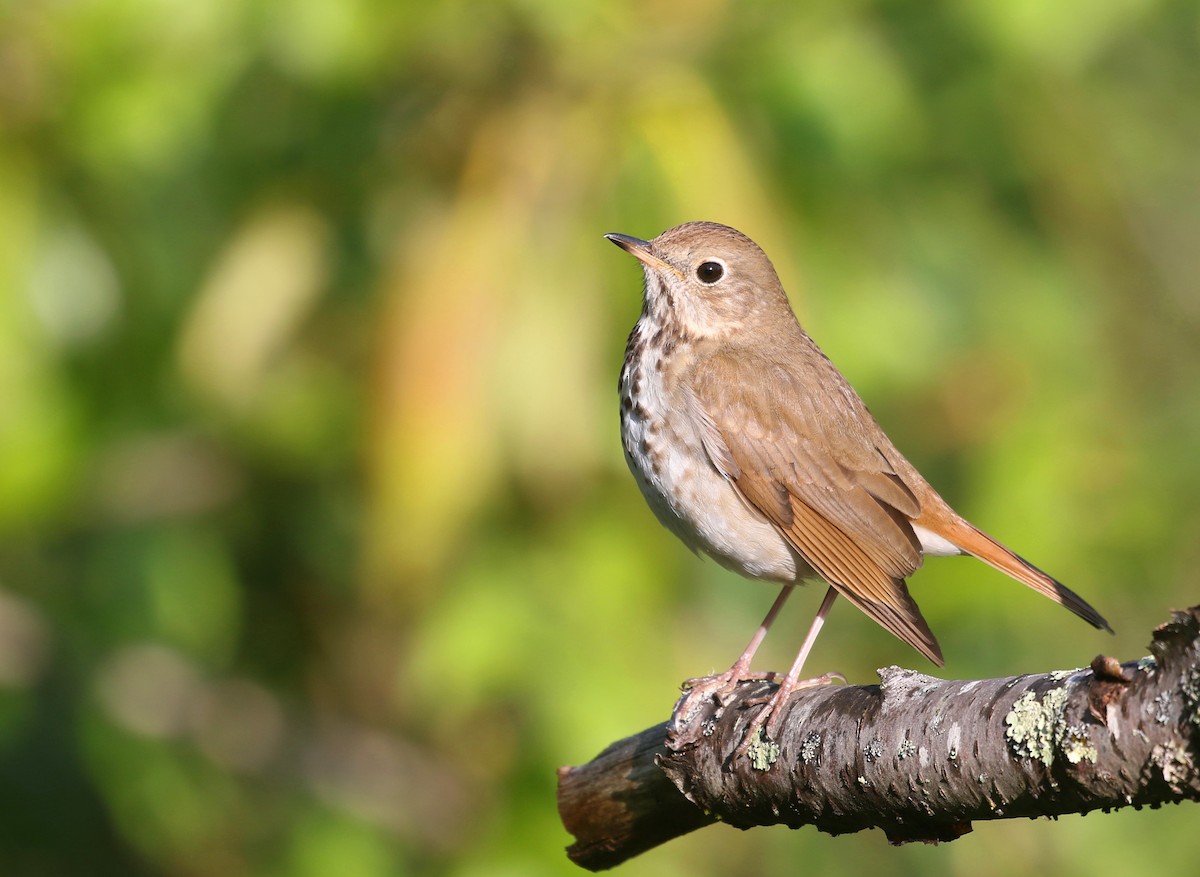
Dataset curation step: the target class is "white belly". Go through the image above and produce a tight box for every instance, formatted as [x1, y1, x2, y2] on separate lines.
[620, 340, 803, 583]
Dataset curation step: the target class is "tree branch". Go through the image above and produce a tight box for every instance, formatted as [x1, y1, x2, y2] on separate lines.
[557, 606, 1200, 871]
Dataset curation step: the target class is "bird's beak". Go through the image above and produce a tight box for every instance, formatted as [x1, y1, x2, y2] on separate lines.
[605, 233, 683, 279]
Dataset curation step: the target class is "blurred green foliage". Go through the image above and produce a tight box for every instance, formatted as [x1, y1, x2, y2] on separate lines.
[0, 0, 1197, 874]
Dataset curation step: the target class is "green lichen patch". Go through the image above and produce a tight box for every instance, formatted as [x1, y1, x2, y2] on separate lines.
[1151, 742, 1196, 792]
[1154, 690, 1173, 724]
[800, 732, 822, 765]
[1004, 687, 1070, 767]
[1062, 725, 1098, 764]
[746, 729, 780, 771]
[1049, 668, 1083, 681]
[1181, 666, 1200, 727]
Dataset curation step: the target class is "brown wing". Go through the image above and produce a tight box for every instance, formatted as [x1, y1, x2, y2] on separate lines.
[690, 346, 944, 665]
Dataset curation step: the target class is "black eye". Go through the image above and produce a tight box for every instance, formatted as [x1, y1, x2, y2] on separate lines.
[696, 261, 724, 283]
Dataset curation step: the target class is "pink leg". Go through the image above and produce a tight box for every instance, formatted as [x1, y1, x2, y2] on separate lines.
[775, 585, 838, 688]
[678, 585, 794, 715]
[737, 586, 843, 753]
[726, 584, 794, 678]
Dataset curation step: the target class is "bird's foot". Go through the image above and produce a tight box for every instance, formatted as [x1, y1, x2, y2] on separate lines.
[674, 667, 777, 724]
[682, 668, 779, 695]
[733, 671, 847, 763]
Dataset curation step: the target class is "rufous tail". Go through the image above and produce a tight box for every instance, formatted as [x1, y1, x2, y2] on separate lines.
[938, 517, 1113, 633]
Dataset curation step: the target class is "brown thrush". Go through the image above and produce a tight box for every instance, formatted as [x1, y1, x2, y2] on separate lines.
[607, 221, 1110, 747]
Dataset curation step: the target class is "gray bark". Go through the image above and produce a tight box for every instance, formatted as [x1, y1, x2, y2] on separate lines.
[557, 607, 1200, 871]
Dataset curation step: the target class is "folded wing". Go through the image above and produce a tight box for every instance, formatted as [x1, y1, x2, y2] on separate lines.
[690, 347, 944, 665]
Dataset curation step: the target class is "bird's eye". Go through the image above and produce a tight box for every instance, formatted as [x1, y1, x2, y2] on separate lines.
[696, 261, 724, 284]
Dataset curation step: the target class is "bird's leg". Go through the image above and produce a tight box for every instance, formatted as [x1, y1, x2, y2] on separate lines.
[735, 586, 844, 757]
[687, 583, 793, 685]
[676, 585, 794, 717]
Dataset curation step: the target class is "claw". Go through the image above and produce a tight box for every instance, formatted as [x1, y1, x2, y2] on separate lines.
[682, 669, 777, 691]
[733, 671, 846, 761]
[675, 667, 778, 722]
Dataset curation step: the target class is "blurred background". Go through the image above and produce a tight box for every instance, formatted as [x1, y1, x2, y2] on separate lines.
[1, 0, 1198, 874]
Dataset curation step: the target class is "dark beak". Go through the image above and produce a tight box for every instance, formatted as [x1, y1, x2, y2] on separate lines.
[605, 232, 682, 278]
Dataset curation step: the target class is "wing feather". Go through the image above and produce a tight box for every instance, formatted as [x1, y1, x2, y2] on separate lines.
[691, 347, 943, 665]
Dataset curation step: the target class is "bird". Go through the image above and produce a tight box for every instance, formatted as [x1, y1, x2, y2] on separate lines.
[606, 220, 1111, 747]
